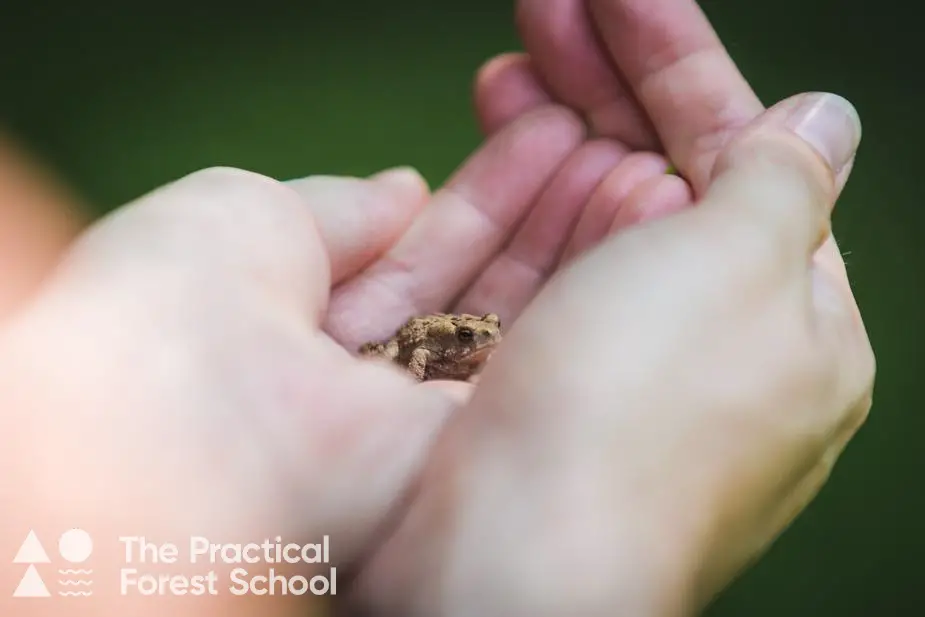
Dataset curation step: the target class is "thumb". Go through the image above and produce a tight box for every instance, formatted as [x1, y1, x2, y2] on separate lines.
[699, 92, 862, 267]
[287, 167, 430, 284]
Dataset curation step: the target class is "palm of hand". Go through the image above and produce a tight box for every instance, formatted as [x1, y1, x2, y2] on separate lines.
[317, 0, 773, 356]
[287, 0, 770, 575]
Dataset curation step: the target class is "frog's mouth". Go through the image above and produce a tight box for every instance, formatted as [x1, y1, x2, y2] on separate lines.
[460, 344, 496, 365]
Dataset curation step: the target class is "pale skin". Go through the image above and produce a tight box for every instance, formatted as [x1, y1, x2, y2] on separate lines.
[0, 2, 873, 617]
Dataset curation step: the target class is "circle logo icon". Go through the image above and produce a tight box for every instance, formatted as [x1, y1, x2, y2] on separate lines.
[58, 529, 93, 564]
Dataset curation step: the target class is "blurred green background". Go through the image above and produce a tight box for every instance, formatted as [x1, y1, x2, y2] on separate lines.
[2, 1, 920, 614]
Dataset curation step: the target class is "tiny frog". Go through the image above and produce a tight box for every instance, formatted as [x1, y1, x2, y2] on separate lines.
[358, 313, 503, 382]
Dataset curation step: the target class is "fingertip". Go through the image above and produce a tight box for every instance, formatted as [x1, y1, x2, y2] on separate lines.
[289, 169, 430, 286]
[474, 52, 552, 135]
[474, 52, 531, 93]
[560, 151, 669, 263]
[369, 166, 431, 203]
[703, 120, 845, 265]
[710, 93, 861, 201]
[610, 173, 693, 231]
[786, 93, 861, 181]
[835, 155, 855, 192]
[515, 0, 615, 106]
[586, 0, 765, 195]
[516, 0, 660, 150]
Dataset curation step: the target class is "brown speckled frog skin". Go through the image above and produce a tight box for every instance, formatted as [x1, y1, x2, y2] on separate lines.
[358, 313, 503, 382]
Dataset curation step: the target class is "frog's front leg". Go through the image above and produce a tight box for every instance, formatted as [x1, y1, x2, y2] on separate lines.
[408, 348, 430, 381]
[358, 338, 400, 361]
[383, 338, 400, 361]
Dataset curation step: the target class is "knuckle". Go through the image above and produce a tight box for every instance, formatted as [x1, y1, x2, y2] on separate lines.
[847, 388, 874, 435]
[718, 131, 835, 202]
[788, 316, 876, 444]
[185, 165, 265, 185]
[708, 131, 835, 258]
[166, 166, 311, 229]
[817, 283, 877, 432]
[843, 336, 876, 431]
[125, 166, 321, 271]
[181, 166, 298, 206]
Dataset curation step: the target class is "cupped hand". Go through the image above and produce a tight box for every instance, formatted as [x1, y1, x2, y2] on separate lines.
[423, 0, 773, 346]
[506, 0, 765, 195]
[0, 96, 634, 614]
[321, 103, 613, 349]
[0, 168, 448, 561]
[345, 92, 875, 617]
[310, 0, 763, 377]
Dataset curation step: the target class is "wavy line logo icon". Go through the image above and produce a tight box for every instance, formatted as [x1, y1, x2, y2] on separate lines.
[56, 529, 94, 596]
[12, 529, 94, 598]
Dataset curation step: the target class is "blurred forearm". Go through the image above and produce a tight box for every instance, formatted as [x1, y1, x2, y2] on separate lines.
[0, 132, 85, 319]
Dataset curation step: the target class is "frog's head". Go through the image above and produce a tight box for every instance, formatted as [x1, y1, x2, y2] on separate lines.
[429, 313, 502, 365]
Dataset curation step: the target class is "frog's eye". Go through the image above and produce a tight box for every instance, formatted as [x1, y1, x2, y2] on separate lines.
[457, 327, 475, 341]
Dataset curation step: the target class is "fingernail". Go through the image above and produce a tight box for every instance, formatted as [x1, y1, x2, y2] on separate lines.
[369, 166, 429, 194]
[769, 92, 862, 176]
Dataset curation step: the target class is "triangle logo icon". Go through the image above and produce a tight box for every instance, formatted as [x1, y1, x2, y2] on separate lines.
[12, 531, 50, 564]
[13, 565, 50, 597]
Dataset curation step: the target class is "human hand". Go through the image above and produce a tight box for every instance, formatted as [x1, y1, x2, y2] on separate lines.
[512, 0, 768, 191]
[472, 0, 768, 245]
[0, 98, 645, 616]
[328, 0, 755, 349]
[446, 0, 774, 341]
[0, 132, 84, 320]
[310, 0, 765, 387]
[344, 91, 875, 617]
[340, 7, 872, 615]
[323, 102, 630, 349]
[0, 166, 452, 609]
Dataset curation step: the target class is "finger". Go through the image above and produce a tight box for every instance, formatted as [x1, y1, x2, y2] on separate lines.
[454, 139, 628, 321]
[587, 0, 765, 193]
[516, 0, 659, 150]
[474, 52, 553, 136]
[278, 354, 463, 557]
[559, 151, 670, 264]
[700, 92, 861, 272]
[0, 134, 85, 320]
[609, 172, 693, 231]
[419, 379, 476, 407]
[71, 167, 332, 324]
[326, 105, 585, 349]
[287, 167, 430, 284]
